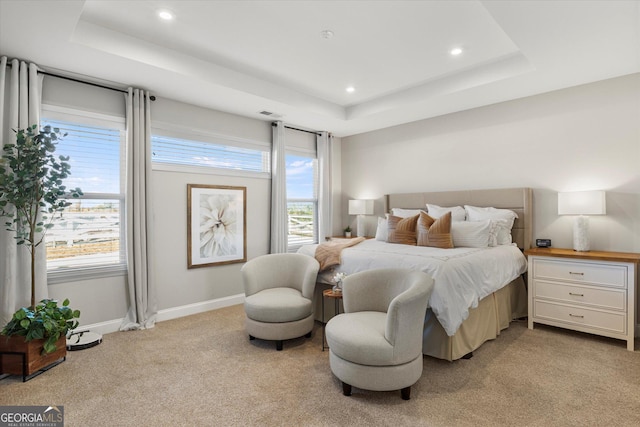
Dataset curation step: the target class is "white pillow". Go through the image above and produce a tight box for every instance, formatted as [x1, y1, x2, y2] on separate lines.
[489, 219, 513, 246]
[464, 205, 518, 246]
[375, 216, 388, 241]
[451, 220, 492, 248]
[391, 208, 423, 218]
[426, 204, 466, 222]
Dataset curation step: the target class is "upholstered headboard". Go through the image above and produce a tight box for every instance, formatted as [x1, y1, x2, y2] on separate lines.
[384, 187, 533, 250]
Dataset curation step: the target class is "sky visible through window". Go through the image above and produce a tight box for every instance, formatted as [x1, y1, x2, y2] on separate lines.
[286, 154, 316, 199]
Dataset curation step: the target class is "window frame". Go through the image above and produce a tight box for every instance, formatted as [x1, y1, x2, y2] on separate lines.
[41, 104, 127, 284]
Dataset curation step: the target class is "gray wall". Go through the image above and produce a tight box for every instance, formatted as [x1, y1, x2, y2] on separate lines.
[42, 78, 343, 331]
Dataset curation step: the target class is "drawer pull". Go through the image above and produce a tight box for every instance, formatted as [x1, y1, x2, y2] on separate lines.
[568, 292, 584, 297]
[569, 313, 584, 319]
[569, 272, 584, 276]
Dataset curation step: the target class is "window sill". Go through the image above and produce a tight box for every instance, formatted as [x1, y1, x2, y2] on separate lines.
[47, 264, 127, 285]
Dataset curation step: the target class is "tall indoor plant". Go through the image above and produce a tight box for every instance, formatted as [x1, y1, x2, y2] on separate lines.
[0, 124, 82, 356]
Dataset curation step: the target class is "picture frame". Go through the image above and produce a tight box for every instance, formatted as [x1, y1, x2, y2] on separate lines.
[187, 184, 247, 268]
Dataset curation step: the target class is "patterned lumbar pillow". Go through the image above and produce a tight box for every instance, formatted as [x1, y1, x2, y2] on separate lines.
[387, 214, 419, 245]
[417, 211, 454, 249]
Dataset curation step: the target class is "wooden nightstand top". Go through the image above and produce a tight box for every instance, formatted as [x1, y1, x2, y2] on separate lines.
[525, 247, 640, 264]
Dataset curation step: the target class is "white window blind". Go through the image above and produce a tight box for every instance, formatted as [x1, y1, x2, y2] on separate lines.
[151, 134, 270, 175]
[41, 107, 126, 281]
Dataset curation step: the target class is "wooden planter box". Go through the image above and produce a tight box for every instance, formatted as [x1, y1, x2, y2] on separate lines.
[0, 335, 66, 379]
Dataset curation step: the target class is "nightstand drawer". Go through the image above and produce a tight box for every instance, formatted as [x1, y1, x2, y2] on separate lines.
[534, 280, 626, 311]
[534, 300, 626, 334]
[532, 259, 626, 288]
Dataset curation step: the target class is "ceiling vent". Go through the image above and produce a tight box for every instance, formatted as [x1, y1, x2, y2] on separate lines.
[259, 111, 283, 119]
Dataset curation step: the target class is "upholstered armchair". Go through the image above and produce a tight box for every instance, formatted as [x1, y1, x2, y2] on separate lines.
[325, 268, 434, 400]
[241, 253, 320, 351]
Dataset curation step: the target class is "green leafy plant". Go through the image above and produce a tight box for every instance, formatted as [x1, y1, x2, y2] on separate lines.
[0, 124, 82, 353]
[1, 299, 80, 354]
[344, 226, 352, 233]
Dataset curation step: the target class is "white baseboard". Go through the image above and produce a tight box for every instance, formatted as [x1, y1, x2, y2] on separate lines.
[77, 294, 245, 336]
[156, 293, 245, 322]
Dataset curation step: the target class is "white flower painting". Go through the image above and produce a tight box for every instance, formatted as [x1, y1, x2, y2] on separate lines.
[187, 185, 246, 268]
[199, 194, 237, 258]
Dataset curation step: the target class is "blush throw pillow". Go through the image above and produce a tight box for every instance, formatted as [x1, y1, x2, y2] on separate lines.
[387, 214, 419, 245]
[417, 211, 453, 249]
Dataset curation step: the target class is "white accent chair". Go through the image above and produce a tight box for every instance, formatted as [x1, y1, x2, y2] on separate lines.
[325, 268, 434, 400]
[241, 253, 320, 351]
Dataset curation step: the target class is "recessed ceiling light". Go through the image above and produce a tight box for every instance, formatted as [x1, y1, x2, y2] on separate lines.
[346, 86, 355, 93]
[157, 10, 174, 21]
[320, 30, 334, 39]
[450, 47, 463, 56]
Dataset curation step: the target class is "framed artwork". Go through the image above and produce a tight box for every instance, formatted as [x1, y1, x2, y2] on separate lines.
[187, 184, 247, 268]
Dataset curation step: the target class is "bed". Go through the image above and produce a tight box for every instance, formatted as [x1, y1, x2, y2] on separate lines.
[301, 187, 532, 361]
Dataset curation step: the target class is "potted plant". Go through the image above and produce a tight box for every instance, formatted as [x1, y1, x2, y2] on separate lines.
[344, 226, 352, 238]
[0, 124, 82, 376]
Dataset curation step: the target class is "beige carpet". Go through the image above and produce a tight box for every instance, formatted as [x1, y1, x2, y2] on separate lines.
[1, 304, 639, 427]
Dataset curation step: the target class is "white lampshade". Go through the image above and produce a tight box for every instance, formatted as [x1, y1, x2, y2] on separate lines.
[558, 190, 606, 251]
[348, 199, 374, 215]
[558, 191, 606, 215]
[348, 199, 374, 237]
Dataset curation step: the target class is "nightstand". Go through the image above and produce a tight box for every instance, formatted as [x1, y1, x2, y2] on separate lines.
[525, 248, 639, 351]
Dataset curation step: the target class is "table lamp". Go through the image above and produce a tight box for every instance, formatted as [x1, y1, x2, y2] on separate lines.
[348, 199, 374, 238]
[558, 190, 606, 252]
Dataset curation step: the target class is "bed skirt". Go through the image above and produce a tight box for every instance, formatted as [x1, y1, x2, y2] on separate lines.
[314, 276, 527, 362]
[422, 276, 528, 361]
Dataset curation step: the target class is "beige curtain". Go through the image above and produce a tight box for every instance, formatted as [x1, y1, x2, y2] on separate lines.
[0, 57, 46, 325]
[316, 131, 332, 242]
[120, 87, 156, 330]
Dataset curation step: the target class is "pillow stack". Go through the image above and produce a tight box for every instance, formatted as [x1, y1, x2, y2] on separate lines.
[374, 203, 518, 249]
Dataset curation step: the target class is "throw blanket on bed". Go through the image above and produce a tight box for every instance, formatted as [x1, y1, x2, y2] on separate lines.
[314, 237, 365, 271]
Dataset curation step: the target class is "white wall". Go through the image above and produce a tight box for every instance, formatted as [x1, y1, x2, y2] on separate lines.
[341, 73, 640, 253]
[341, 73, 640, 327]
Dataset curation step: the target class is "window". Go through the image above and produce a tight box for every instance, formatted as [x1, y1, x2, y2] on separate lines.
[41, 106, 126, 282]
[286, 152, 318, 251]
[151, 128, 270, 176]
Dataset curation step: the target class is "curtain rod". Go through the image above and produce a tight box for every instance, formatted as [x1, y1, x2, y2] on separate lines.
[4, 60, 156, 101]
[271, 122, 321, 136]
[39, 70, 157, 101]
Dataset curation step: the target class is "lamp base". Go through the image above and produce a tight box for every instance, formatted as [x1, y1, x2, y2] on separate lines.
[356, 215, 366, 238]
[573, 215, 590, 252]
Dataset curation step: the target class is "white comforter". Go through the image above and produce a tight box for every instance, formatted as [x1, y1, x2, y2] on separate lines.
[298, 240, 527, 336]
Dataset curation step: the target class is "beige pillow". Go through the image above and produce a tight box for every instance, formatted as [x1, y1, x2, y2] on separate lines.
[387, 214, 419, 245]
[417, 211, 453, 249]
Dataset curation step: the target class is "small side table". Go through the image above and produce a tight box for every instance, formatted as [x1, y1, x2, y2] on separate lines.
[322, 288, 343, 351]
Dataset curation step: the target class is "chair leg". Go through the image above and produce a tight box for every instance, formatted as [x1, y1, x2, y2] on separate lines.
[276, 340, 283, 351]
[401, 386, 411, 400]
[342, 382, 352, 396]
